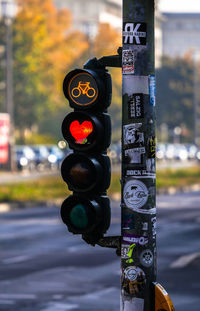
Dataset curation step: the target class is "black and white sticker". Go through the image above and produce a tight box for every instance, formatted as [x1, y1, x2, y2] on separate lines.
[124, 266, 146, 282]
[121, 244, 130, 259]
[142, 222, 148, 231]
[123, 179, 148, 209]
[126, 169, 155, 178]
[125, 147, 145, 164]
[123, 123, 144, 147]
[123, 234, 149, 246]
[122, 50, 135, 74]
[146, 158, 156, 173]
[123, 22, 147, 45]
[140, 249, 153, 267]
[128, 94, 144, 119]
[151, 216, 156, 237]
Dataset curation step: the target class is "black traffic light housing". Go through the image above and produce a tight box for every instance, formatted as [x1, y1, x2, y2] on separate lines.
[61, 153, 110, 193]
[60, 59, 112, 245]
[61, 195, 111, 244]
[63, 68, 112, 111]
[61, 111, 111, 152]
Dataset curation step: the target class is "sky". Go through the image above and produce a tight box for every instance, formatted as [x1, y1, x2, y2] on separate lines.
[159, 0, 200, 12]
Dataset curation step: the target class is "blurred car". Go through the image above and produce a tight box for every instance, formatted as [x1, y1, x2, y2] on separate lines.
[15, 145, 36, 171]
[46, 145, 65, 169]
[173, 144, 188, 161]
[185, 144, 198, 160]
[156, 143, 166, 160]
[31, 145, 50, 171]
[165, 144, 175, 160]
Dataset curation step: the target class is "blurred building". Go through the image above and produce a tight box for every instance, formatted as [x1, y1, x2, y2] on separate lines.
[54, 0, 122, 38]
[162, 13, 200, 57]
[54, 0, 163, 67]
[155, 9, 164, 68]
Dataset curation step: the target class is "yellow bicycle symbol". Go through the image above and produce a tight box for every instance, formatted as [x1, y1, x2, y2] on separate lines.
[71, 81, 96, 98]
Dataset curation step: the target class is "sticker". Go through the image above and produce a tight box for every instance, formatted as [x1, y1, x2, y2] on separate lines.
[124, 266, 138, 281]
[151, 216, 156, 237]
[126, 169, 155, 178]
[128, 94, 144, 119]
[148, 186, 156, 197]
[142, 222, 148, 231]
[121, 298, 144, 311]
[149, 75, 155, 106]
[122, 266, 146, 296]
[123, 233, 148, 246]
[140, 249, 153, 267]
[125, 147, 145, 164]
[122, 214, 134, 230]
[122, 50, 135, 74]
[123, 123, 144, 147]
[148, 136, 156, 158]
[146, 158, 155, 173]
[126, 243, 136, 264]
[123, 76, 149, 96]
[121, 244, 131, 260]
[123, 179, 148, 209]
[123, 22, 147, 45]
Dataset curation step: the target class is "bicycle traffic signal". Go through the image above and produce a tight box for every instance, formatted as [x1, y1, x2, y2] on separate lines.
[63, 68, 111, 111]
[60, 63, 112, 245]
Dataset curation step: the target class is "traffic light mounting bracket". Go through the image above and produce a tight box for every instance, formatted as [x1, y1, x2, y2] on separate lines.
[84, 47, 122, 69]
[97, 236, 121, 256]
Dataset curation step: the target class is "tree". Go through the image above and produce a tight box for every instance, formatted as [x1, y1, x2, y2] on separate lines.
[156, 56, 195, 142]
[13, 0, 88, 142]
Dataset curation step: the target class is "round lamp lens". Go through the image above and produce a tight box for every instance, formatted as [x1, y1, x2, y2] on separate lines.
[69, 162, 95, 190]
[68, 72, 98, 107]
[70, 204, 88, 229]
[69, 120, 93, 145]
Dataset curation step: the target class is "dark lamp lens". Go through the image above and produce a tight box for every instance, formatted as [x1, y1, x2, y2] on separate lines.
[69, 162, 95, 190]
[70, 204, 88, 229]
[69, 120, 93, 144]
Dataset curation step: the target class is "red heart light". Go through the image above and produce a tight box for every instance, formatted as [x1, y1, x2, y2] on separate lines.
[69, 120, 93, 144]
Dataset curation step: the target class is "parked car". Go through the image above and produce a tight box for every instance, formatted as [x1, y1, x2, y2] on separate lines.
[156, 143, 166, 160]
[31, 145, 50, 171]
[185, 144, 198, 160]
[46, 145, 65, 169]
[173, 144, 188, 161]
[15, 146, 36, 171]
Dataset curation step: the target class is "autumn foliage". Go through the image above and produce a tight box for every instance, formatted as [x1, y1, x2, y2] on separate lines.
[13, 0, 88, 139]
[10, 0, 122, 142]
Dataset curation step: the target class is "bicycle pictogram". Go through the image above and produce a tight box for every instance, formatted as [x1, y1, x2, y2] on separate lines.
[71, 82, 96, 98]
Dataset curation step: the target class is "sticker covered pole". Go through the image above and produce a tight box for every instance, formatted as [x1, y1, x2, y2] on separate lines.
[121, 1, 156, 310]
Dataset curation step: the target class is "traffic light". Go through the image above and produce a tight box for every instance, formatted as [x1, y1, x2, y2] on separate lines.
[60, 64, 112, 245]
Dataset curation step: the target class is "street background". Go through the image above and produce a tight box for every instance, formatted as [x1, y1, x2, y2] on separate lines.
[0, 0, 200, 310]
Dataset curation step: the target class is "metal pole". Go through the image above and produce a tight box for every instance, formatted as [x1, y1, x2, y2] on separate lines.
[121, 1, 156, 311]
[5, 18, 15, 171]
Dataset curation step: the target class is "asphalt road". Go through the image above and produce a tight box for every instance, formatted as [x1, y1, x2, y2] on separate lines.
[0, 192, 200, 311]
